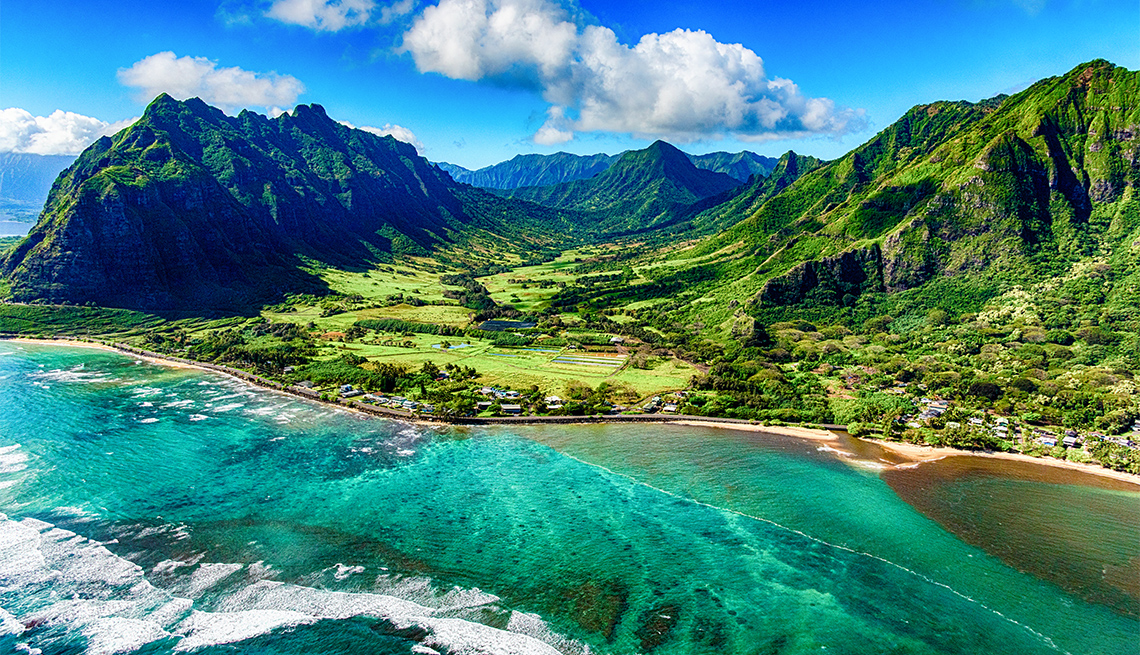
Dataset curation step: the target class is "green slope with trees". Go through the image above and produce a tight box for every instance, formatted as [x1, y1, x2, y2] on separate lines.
[503, 141, 744, 236]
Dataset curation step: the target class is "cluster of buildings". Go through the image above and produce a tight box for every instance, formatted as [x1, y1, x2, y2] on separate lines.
[642, 393, 685, 414]
[331, 384, 438, 414]
[903, 396, 1140, 452]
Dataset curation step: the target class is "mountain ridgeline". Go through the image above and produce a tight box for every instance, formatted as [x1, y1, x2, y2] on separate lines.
[0, 96, 569, 311]
[1, 60, 1136, 326]
[618, 58, 1139, 335]
[438, 149, 775, 189]
[437, 153, 619, 189]
[501, 141, 746, 236]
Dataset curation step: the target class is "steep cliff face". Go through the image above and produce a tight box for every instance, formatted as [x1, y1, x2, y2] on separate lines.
[758, 246, 884, 306]
[720, 60, 1140, 312]
[1, 95, 561, 311]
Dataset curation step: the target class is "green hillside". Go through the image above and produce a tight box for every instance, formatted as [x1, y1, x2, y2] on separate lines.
[437, 152, 619, 189]
[560, 60, 1139, 334]
[505, 141, 743, 236]
[0, 95, 571, 311]
[688, 150, 779, 181]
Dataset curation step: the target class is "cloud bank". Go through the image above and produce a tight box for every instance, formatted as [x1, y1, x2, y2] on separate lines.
[0, 108, 137, 155]
[400, 0, 864, 144]
[118, 52, 306, 111]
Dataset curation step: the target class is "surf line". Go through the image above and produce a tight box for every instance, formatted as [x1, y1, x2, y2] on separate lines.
[552, 449, 1069, 655]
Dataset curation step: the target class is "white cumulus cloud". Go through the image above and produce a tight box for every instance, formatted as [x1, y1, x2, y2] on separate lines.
[339, 120, 424, 152]
[117, 52, 305, 111]
[0, 108, 137, 155]
[401, 0, 864, 143]
[266, 0, 377, 31]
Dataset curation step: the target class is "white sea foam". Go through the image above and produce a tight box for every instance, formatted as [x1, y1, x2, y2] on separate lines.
[152, 559, 193, 575]
[177, 563, 244, 598]
[0, 515, 584, 655]
[82, 617, 172, 655]
[332, 563, 366, 581]
[211, 403, 244, 413]
[211, 393, 246, 402]
[188, 415, 209, 422]
[138, 402, 153, 408]
[0, 446, 28, 474]
[26, 366, 115, 385]
[816, 445, 855, 457]
[162, 399, 194, 409]
[130, 387, 165, 398]
[174, 609, 316, 651]
[0, 607, 25, 635]
[138, 418, 159, 424]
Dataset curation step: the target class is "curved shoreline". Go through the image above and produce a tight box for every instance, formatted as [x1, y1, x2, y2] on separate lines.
[866, 439, 1140, 487]
[6, 336, 1138, 486]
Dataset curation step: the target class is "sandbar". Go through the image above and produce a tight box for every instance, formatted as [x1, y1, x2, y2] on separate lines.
[867, 438, 1140, 487]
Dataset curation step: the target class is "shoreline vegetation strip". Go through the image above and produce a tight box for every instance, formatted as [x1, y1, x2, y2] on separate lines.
[5, 336, 1139, 487]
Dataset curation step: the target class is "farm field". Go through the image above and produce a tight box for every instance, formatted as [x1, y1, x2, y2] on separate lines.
[310, 330, 693, 397]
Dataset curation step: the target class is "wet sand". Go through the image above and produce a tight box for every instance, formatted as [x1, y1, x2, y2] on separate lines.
[667, 419, 841, 442]
[867, 438, 1140, 487]
[7, 337, 1137, 486]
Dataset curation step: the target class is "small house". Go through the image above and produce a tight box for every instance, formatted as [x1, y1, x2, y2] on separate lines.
[662, 403, 678, 413]
[500, 404, 523, 414]
[476, 401, 493, 411]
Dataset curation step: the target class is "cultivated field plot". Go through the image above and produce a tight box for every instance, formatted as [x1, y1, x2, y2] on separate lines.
[550, 352, 628, 369]
[305, 332, 689, 398]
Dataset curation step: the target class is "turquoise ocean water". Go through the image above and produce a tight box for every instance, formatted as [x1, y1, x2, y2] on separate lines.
[0, 342, 1136, 654]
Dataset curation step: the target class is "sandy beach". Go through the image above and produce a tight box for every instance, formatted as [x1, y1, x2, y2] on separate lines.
[867, 438, 1140, 486]
[6, 336, 1138, 487]
[668, 419, 840, 442]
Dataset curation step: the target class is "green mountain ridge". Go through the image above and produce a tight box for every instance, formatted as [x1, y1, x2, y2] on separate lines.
[436, 152, 619, 189]
[2, 60, 1136, 334]
[673, 60, 1139, 324]
[0, 95, 568, 311]
[687, 150, 779, 182]
[503, 140, 744, 236]
[437, 149, 775, 190]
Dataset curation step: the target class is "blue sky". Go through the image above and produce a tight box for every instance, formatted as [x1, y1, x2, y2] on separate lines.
[2, 0, 1136, 168]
